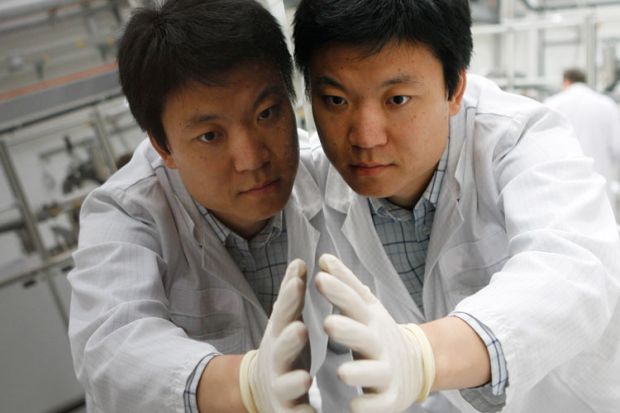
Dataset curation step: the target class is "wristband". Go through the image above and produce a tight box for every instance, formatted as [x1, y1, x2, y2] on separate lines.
[402, 324, 436, 402]
[239, 350, 260, 413]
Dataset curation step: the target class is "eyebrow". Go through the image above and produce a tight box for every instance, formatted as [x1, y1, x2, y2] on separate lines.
[314, 76, 345, 90]
[253, 84, 284, 110]
[381, 74, 420, 88]
[313, 74, 422, 92]
[184, 84, 284, 129]
[185, 113, 219, 129]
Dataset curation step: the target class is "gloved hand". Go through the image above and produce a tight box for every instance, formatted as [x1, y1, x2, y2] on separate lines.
[315, 254, 435, 413]
[239, 259, 316, 413]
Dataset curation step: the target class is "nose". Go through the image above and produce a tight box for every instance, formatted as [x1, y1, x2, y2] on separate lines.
[347, 103, 387, 149]
[231, 128, 270, 172]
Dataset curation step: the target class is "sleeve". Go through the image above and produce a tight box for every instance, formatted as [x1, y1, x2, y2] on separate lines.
[451, 312, 507, 413]
[454, 105, 620, 405]
[183, 355, 216, 412]
[67, 186, 220, 412]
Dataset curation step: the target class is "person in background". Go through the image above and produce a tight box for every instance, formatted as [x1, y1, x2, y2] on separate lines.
[545, 68, 620, 213]
[293, 0, 620, 412]
[67, 0, 331, 411]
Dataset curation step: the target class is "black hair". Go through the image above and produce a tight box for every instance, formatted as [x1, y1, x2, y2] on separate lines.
[563, 68, 587, 84]
[293, 0, 472, 99]
[117, 0, 295, 152]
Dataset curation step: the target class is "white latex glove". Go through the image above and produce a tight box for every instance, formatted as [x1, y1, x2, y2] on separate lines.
[239, 259, 316, 413]
[315, 254, 435, 413]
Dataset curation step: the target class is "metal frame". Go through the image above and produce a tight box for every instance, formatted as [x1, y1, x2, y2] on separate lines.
[0, 139, 69, 326]
[472, 3, 620, 93]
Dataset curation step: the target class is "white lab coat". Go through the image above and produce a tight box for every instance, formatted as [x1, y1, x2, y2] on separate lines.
[68, 135, 332, 412]
[544, 83, 620, 202]
[310, 74, 620, 413]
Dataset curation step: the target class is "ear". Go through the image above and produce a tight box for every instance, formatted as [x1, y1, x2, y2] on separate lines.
[148, 133, 177, 169]
[448, 70, 467, 116]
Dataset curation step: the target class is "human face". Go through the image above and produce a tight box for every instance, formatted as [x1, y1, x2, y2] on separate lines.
[153, 62, 299, 239]
[309, 41, 465, 208]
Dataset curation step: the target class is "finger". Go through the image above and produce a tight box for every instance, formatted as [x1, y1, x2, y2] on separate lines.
[351, 392, 398, 413]
[273, 321, 308, 374]
[273, 369, 313, 404]
[282, 259, 307, 286]
[271, 276, 305, 335]
[338, 359, 391, 389]
[324, 314, 382, 359]
[315, 272, 370, 324]
[319, 254, 375, 302]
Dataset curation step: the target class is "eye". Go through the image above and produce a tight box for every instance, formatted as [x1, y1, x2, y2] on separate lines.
[258, 105, 280, 121]
[198, 131, 220, 142]
[323, 95, 347, 107]
[387, 95, 410, 106]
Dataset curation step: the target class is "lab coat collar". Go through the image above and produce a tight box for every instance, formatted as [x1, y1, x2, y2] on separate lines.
[324, 165, 357, 214]
[423, 103, 475, 279]
[342, 197, 426, 320]
[290, 156, 323, 221]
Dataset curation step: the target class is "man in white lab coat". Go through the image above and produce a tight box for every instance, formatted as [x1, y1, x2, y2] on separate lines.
[545, 68, 620, 212]
[68, 1, 331, 412]
[294, 1, 620, 412]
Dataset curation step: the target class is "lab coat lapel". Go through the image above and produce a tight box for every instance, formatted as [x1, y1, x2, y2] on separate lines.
[424, 107, 472, 291]
[338, 188, 424, 321]
[286, 161, 331, 375]
[199, 229, 265, 312]
[424, 182, 464, 281]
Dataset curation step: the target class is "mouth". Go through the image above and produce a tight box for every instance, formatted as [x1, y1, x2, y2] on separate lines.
[241, 178, 280, 195]
[350, 162, 392, 177]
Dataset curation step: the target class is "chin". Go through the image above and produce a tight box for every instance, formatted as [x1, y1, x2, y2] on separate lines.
[255, 197, 288, 220]
[347, 179, 391, 199]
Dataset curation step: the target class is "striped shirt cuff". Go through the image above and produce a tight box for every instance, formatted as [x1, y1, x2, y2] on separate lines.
[183, 353, 220, 413]
[451, 312, 508, 412]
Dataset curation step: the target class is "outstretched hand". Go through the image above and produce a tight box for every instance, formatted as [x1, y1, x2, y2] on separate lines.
[315, 254, 435, 413]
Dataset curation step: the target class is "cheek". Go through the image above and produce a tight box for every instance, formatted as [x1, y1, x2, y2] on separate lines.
[273, 128, 299, 166]
[180, 156, 228, 195]
[318, 135, 344, 163]
[312, 105, 340, 133]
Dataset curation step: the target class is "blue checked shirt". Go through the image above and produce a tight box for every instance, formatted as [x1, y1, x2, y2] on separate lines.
[369, 143, 508, 408]
[183, 204, 288, 412]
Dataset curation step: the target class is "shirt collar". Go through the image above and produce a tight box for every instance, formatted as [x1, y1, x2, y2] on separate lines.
[194, 199, 284, 247]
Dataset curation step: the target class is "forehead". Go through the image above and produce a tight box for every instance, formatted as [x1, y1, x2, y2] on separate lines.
[162, 61, 286, 122]
[308, 40, 443, 84]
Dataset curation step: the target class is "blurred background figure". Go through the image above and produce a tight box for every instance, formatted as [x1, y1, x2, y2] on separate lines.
[545, 68, 620, 215]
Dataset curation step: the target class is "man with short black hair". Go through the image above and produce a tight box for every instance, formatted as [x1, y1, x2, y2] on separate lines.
[68, 1, 330, 411]
[294, 1, 620, 412]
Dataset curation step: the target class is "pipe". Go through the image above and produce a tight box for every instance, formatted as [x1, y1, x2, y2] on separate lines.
[0, 0, 86, 21]
[519, 0, 620, 12]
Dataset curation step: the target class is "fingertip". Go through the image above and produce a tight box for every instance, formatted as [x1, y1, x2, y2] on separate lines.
[336, 365, 349, 385]
[292, 258, 307, 274]
[314, 271, 328, 293]
[287, 259, 301, 276]
[323, 314, 337, 334]
[319, 253, 337, 271]
[290, 320, 308, 339]
[284, 259, 307, 285]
